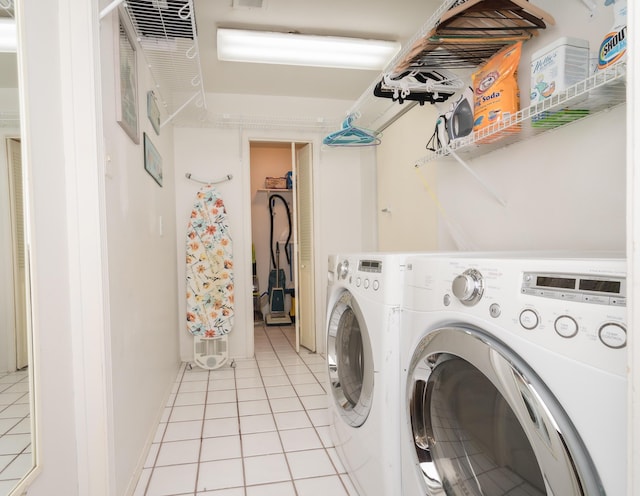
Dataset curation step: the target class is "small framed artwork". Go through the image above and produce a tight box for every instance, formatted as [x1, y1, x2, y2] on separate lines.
[115, 13, 139, 144]
[147, 90, 161, 135]
[144, 133, 163, 187]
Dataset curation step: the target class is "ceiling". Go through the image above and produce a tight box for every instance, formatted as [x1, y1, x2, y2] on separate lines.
[0, 0, 445, 125]
[193, 0, 443, 101]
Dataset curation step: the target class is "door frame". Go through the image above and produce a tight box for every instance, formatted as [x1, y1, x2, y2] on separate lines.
[1, 133, 21, 373]
[241, 130, 322, 358]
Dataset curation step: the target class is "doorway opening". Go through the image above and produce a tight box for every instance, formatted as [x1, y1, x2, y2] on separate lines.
[3, 137, 28, 372]
[249, 140, 316, 352]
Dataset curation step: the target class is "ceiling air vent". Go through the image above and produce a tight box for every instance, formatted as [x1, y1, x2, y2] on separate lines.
[232, 0, 265, 9]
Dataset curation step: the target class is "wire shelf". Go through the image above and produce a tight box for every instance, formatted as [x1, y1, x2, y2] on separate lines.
[416, 62, 627, 167]
[122, 0, 206, 122]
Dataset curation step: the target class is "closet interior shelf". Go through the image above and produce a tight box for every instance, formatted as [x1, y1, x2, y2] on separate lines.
[416, 62, 627, 167]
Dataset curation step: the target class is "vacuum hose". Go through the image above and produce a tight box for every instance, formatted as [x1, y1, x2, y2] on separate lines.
[269, 194, 292, 269]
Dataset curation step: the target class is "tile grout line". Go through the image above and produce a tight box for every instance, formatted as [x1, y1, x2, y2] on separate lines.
[261, 323, 352, 495]
[230, 344, 249, 496]
[143, 362, 186, 496]
[138, 325, 354, 496]
[254, 321, 300, 495]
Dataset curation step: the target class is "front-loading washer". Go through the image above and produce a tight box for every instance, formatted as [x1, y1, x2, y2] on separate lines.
[400, 253, 627, 496]
[326, 253, 410, 496]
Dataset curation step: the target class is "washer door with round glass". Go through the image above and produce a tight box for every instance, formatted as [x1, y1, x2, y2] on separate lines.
[327, 289, 374, 427]
[407, 326, 601, 496]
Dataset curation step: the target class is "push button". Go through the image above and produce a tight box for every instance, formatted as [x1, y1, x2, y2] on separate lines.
[599, 323, 626, 349]
[519, 309, 539, 330]
[554, 315, 578, 338]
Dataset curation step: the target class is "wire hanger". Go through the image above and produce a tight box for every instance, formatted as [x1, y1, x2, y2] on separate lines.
[322, 113, 382, 147]
[185, 172, 233, 185]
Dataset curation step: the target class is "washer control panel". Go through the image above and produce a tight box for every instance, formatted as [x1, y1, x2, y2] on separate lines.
[337, 258, 384, 293]
[404, 256, 627, 376]
[521, 271, 626, 306]
[355, 259, 382, 292]
[519, 271, 627, 350]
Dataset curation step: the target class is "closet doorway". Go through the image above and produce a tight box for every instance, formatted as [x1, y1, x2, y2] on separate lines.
[249, 140, 316, 352]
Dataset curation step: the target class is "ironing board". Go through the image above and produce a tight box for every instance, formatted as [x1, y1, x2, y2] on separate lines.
[186, 184, 234, 369]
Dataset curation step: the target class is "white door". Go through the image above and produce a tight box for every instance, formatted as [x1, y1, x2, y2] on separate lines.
[294, 143, 315, 352]
[7, 138, 28, 370]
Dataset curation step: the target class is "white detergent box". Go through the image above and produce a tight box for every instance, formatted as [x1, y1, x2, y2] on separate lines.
[530, 37, 590, 105]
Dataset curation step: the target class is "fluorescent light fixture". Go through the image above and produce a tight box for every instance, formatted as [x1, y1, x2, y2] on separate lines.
[217, 28, 400, 70]
[0, 17, 17, 53]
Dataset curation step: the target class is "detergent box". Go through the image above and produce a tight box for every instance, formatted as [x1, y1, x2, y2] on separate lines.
[530, 37, 589, 104]
[530, 37, 589, 128]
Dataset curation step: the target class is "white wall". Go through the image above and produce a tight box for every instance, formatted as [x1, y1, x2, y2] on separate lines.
[377, 104, 440, 251]
[19, 0, 84, 492]
[436, 106, 625, 251]
[436, 0, 625, 252]
[174, 94, 377, 359]
[14, 1, 181, 495]
[100, 10, 181, 496]
[378, 0, 626, 253]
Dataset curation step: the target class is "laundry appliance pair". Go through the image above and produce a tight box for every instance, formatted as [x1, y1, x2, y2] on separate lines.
[326, 252, 412, 496]
[326, 252, 627, 496]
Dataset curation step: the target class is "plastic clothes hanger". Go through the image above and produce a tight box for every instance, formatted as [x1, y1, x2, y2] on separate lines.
[322, 114, 382, 147]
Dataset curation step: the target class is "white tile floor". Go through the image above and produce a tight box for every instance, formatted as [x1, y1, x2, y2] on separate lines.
[134, 323, 358, 496]
[0, 369, 32, 494]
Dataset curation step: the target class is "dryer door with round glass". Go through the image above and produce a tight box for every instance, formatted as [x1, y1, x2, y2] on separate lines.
[406, 326, 601, 496]
[327, 289, 374, 427]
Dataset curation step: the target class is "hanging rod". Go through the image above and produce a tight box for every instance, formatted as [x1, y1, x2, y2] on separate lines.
[185, 172, 233, 185]
[99, 0, 125, 20]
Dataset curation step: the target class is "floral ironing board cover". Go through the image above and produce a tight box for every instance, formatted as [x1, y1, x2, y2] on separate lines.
[186, 185, 234, 337]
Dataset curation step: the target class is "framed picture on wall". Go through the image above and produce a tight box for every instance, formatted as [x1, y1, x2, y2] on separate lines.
[144, 133, 163, 187]
[147, 90, 161, 135]
[115, 13, 139, 144]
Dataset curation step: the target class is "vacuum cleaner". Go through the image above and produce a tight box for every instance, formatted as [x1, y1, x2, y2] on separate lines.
[265, 194, 292, 326]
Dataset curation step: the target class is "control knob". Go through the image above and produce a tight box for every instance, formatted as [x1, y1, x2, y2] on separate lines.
[452, 269, 484, 306]
[337, 260, 349, 280]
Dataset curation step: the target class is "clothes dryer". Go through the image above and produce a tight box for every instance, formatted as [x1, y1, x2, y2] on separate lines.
[400, 254, 627, 496]
[326, 253, 410, 496]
